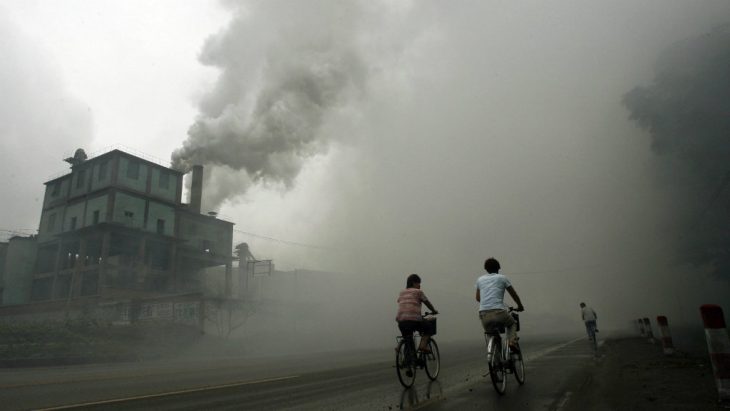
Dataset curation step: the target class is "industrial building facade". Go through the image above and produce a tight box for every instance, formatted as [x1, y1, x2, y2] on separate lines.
[4, 148, 234, 307]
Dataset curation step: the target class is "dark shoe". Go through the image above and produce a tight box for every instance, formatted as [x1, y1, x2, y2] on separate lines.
[595, 329, 599, 333]
[405, 370, 413, 377]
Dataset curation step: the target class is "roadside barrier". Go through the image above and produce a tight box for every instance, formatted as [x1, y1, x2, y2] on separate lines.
[638, 318, 646, 337]
[642, 317, 655, 344]
[700, 304, 729, 404]
[656, 315, 675, 355]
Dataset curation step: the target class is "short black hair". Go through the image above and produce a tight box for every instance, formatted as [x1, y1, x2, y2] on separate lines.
[406, 273, 421, 288]
[484, 258, 501, 273]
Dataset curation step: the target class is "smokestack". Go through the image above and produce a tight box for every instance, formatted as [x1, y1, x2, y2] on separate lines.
[190, 165, 203, 214]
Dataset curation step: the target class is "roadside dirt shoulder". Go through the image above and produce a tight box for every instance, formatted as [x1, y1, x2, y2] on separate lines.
[566, 337, 721, 410]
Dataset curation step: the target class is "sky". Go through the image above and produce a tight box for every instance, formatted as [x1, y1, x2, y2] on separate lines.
[1, 0, 729, 340]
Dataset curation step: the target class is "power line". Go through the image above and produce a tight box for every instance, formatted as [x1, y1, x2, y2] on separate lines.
[232, 228, 336, 251]
[508, 263, 606, 276]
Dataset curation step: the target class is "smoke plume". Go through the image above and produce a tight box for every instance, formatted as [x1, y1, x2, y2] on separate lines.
[171, 1, 371, 209]
[623, 24, 730, 279]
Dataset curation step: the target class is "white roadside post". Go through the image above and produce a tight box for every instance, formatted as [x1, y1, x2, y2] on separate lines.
[638, 318, 646, 337]
[700, 304, 730, 405]
[656, 315, 675, 355]
[643, 317, 655, 344]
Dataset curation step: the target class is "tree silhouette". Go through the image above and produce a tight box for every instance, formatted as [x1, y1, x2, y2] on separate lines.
[623, 24, 730, 278]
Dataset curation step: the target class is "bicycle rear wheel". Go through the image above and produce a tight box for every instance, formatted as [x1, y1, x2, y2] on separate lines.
[588, 325, 598, 354]
[512, 345, 525, 385]
[488, 338, 506, 395]
[591, 334, 598, 354]
[396, 340, 416, 388]
[424, 339, 440, 380]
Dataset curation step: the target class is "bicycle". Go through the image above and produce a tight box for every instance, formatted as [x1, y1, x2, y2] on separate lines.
[484, 307, 525, 395]
[395, 312, 440, 388]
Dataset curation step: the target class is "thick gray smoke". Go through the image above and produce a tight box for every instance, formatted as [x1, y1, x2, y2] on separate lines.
[171, 1, 371, 209]
[623, 24, 730, 279]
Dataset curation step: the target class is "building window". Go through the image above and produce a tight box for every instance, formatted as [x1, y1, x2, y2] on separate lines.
[70, 217, 77, 230]
[93, 210, 100, 224]
[76, 169, 86, 188]
[159, 171, 170, 189]
[156, 219, 165, 234]
[47, 213, 56, 231]
[51, 182, 61, 196]
[99, 161, 108, 181]
[124, 211, 134, 226]
[127, 161, 140, 180]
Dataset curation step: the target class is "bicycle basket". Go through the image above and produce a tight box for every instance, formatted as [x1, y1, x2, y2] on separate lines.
[422, 317, 437, 336]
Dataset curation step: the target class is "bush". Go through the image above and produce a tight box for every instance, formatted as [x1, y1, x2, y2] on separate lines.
[0, 320, 202, 363]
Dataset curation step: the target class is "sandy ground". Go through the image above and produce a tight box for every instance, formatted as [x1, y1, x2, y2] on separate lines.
[565, 337, 724, 410]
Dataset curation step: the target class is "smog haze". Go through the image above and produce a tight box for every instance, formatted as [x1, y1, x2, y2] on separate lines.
[2, 0, 730, 351]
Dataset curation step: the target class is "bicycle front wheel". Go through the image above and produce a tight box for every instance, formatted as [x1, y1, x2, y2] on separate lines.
[424, 339, 440, 380]
[396, 340, 416, 388]
[512, 346, 525, 385]
[488, 339, 506, 395]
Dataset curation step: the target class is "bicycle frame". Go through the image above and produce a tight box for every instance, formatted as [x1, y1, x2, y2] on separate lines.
[485, 331, 509, 364]
[395, 314, 441, 387]
[483, 309, 524, 394]
[396, 334, 420, 362]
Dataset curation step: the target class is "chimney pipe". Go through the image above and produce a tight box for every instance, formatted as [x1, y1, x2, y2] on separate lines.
[190, 165, 203, 214]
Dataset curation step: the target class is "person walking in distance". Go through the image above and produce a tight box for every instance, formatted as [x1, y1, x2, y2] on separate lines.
[580, 302, 599, 339]
[476, 258, 524, 349]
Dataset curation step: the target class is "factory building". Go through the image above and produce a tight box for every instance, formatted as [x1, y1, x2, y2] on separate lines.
[1, 148, 234, 309]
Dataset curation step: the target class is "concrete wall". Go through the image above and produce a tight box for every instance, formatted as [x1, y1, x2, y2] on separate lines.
[38, 206, 65, 242]
[178, 215, 233, 256]
[2, 237, 37, 305]
[147, 201, 175, 236]
[90, 158, 113, 192]
[84, 194, 110, 226]
[69, 166, 89, 198]
[149, 168, 178, 203]
[113, 192, 146, 229]
[64, 202, 85, 231]
[0, 243, 7, 301]
[43, 177, 71, 208]
[117, 156, 148, 193]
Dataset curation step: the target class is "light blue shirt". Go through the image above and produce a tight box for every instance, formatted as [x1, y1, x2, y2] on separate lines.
[476, 273, 512, 311]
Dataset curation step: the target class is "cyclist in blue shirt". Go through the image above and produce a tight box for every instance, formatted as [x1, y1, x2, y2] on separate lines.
[476, 258, 524, 348]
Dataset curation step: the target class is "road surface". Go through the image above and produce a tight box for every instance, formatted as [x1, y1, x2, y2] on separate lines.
[0, 334, 600, 410]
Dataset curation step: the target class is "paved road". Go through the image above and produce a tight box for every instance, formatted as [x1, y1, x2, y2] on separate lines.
[0, 335, 600, 410]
